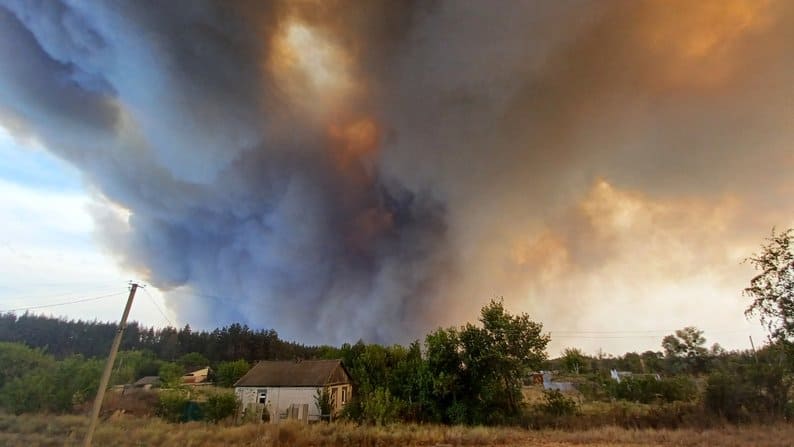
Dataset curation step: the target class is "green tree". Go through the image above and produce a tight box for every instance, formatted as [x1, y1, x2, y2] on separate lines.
[0, 342, 54, 388]
[744, 228, 794, 344]
[0, 369, 55, 414]
[361, 387, 403, 425]
[177, 352, 210, 372]
[424, 299, 550, 424]
[201, 392, 239, 423]
[315, 388, 332, 420]
[476, 298, 550, 415]
[159, 362, 184, 388]
[216, 359, 250, 387]
[50, 355, 103, 411]
[561, 348, 586, 374]
[111, 350, 162, 385]
[662, 326, 707, 374]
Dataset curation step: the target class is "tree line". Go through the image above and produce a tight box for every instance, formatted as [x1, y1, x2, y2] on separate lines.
[0, 313, 321, 362]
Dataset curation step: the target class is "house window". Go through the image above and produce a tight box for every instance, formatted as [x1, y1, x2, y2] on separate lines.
[258, 389, 267, 404]
[331, 387, 338, 407]
[341, 387, 347, 404]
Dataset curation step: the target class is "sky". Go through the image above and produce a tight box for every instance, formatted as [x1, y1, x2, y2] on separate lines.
[0, 0, 792, 356]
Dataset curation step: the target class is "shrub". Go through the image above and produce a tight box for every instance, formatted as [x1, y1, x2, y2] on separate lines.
[0, 342, 54, 389]
[0, 370, 55, 414]
[158, 362, 184, 389]
[201, 392, 239, 423]
[0, 354, 102, 414]
[606, 375, 696, 404]
[157, 390, 190, 422]
[216, 359, 250, 387]
[361, 388, 404, 425]
[705, 365, 788, 422]
[537, 390, 578, 416]
[314, 388, 332, 421]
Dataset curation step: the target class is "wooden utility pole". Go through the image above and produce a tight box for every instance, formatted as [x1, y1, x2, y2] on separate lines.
[749, 335, 759, 364]
[83, 283, 139, 447]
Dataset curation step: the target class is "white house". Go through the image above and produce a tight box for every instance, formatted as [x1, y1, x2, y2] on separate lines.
[234, 359, 352, 423]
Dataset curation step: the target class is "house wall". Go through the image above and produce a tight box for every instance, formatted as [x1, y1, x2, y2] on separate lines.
[236, 386, 323, 422]
[327, 384, 352, 413]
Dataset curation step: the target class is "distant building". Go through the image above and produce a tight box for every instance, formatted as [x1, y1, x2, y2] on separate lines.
[541, 372, 575, 392]
[182, 367, 212, 384]
[234, 359, 352, 423]
[610, 369, 660, 383]
[132, 376, 161, 390]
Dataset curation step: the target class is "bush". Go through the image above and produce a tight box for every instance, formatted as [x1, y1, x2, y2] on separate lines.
[537, 390, 578, 416]
[0, 354, 101, 414]
[159, 362, 184, 389]
[157, 390, 190, 422]
[606, 375, 696, 404]
[216, 359, 250, 388]
[0, 370, 55, 414]
[201, 392, 239, 423]
[361, 388, 404, 425]
[705, 365, 788, 422]
[50, 355, 103, 411]
[0, 342, 54, 389]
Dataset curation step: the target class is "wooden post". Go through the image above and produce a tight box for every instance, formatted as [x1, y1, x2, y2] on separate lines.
[83, 283, 138, 447]
[749, 335, 759, 363]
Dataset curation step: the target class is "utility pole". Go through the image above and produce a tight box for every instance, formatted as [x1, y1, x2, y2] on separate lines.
[83, 283, 139, 447]
[749, 335, 758, 364]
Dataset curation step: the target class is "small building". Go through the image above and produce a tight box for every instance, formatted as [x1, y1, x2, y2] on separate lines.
[541, 371, 575, 392]
[234, 359, 352, 423]
[133, 376, 161, 390]
[182, 367, 212, 384]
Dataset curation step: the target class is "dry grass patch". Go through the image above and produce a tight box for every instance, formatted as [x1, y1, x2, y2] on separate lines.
[1, 413, 793, 446]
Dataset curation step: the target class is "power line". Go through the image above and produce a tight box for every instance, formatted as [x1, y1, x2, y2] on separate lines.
[141, 286, 174, 327]
[0, 291, 126, 313]
[1, 287, 123, 305]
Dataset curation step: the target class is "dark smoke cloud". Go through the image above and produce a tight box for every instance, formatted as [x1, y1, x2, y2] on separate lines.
[1, 0, 793, 349]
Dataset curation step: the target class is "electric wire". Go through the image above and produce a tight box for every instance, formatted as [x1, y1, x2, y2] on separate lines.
[141, 286, 174, 327]
[0, 291, 126, 313]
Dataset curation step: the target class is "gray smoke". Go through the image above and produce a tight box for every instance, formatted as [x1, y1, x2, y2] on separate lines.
[1, 0, 793, 348]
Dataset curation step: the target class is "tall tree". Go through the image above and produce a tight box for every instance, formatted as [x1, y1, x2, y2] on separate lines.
[744, 228, 794, 344]
[662, 326, 707, 374]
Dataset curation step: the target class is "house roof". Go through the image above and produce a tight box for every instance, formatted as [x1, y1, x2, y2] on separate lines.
[234, 359, 350, 388]
[133, 376, 161, 386]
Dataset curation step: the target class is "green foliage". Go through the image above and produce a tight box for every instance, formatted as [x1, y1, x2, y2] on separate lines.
[177, 352, 209, 372]
[157, 390, 190, 423]
[744, 228, 794, 344]
[705, 360, 789, 422]
[562, 348, 587, 374]
[314, 388, 333, 420]
[0, 342, 54, 388]
[606, 375, 697, 404]
[50, 355, 103, 411]
[159, 362, 184, 388]
[0, 369, 55, 414]
[201, 392, 239, 423]
[216, 359, 250, 387]
[0, 314, 321, 365]
[662, 327, 708, 374]
[361, 388, 403, 425]
[339, 300, 550, 426]
[0, 353, 101, 414]
[111, 350, 162, 385]
[537, 389, 578, 416]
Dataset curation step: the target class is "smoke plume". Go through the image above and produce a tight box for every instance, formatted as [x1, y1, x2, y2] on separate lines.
[1, 0, 793, 348]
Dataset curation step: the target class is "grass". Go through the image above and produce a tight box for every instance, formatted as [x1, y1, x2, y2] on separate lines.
[1, 412, 793, 446]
